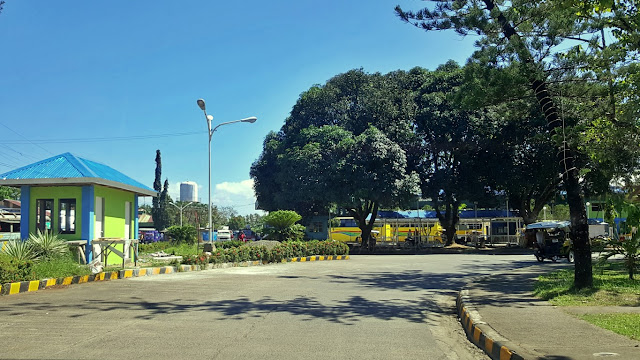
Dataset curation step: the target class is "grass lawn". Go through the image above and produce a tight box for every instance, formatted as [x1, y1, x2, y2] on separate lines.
[578, 313, 640, 341]
[534, 261, 640, 306]
[534, 261, 640, 341]
[138, 242, 199, 257]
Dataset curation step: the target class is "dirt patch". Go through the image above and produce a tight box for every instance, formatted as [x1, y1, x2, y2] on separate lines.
[246, 240, 280, 250]
[444, 243, 473, 250]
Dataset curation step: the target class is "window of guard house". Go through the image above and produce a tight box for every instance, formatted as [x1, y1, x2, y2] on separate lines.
[59, 199, 76, 234]
[36, 199, 54, 233]
[310, 221, 323, 233]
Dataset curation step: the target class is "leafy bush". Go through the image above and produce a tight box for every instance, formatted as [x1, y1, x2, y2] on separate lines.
[598, 201, 640, 280]
[29, 230, 69, 260]
[263, 210, 306, 241]
[598, 232, 640, 280]
[0, 253, 35, 283]
[181, 240, 348, 267]
[2, 240, 37, 262]
[181, 254, 209, 266]
[166, 225, 197, 245]
[217, 240, 244, 249]
[210, 249, 228, 264]
[32, 253, 90, 279]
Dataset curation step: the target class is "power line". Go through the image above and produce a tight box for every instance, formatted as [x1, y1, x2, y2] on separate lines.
[0, 130, 205, 144]
[0, 122, 52, 155]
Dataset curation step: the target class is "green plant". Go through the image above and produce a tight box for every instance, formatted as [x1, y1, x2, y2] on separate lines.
[32, 253, 91, 279]
[29, 230, 69, 260]
[263, 210, 305, 241]
[138, 241, 172, 253]
[0, 253, 35, 283]
[598, 232, 640, 280]
[166, 225, 198, 245]
[181, 254, 209, 266]
[217, 240, 244, 249]
[2, 240, 37, 262]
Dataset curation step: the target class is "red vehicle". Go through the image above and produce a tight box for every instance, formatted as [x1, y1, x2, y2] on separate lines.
[240, 229, 257, 241]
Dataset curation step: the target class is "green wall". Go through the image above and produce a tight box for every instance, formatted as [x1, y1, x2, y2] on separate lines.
[94, 185, 135, 240]
[29, 185, 136, 265]
[30, 186, 83, 240]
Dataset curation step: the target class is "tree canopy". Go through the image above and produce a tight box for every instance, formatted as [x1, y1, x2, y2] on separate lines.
[396, 0, 640, 288]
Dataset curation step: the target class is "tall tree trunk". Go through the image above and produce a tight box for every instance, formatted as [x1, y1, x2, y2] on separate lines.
[484, 0, 592, 288]
[435, 193, 459, 246]
[348, 201, 379, 251]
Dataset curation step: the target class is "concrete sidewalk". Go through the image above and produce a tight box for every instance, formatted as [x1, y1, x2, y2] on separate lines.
[458, 265, 640, 360]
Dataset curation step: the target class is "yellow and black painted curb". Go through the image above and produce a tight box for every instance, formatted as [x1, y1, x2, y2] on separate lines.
[0, 266, 177, 296]
[290, 255, 349, 262]
[0, 254, 350, 296]
[457, 291, 525, 360]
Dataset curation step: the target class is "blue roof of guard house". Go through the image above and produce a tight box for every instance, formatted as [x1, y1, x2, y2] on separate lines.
[0, 152, 156, 196]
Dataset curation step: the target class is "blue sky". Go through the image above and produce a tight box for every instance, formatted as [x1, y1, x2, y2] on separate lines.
[0, 1, 476, 215]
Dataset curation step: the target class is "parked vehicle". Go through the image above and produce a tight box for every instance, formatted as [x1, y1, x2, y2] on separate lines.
[588, 219, 610, 239]
[217, 226, 232, 241]
[240, 229, 257, 241]
[526, 221, 573, 262]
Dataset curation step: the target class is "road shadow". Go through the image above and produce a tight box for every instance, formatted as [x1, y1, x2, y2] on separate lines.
[0, 255, 570, 323]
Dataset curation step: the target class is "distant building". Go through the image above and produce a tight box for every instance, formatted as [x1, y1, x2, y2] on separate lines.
[180, 181, 198, 202]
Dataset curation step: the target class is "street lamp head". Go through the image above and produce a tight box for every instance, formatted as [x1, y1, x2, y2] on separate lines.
[206, 114, 214, 121]
[197, 99, 206, 111]
[241, 116, 257, 123]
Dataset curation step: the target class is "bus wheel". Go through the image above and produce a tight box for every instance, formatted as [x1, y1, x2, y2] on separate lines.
[568, 250, 575, 263]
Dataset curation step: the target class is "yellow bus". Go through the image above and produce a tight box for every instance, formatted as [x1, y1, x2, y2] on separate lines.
[328, 217, 443, 246]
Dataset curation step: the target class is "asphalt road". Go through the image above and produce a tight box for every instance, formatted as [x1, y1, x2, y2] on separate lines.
[0, 254, 544, 360]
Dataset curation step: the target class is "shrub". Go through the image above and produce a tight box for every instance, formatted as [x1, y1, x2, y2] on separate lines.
[263, 210, 305, 241]
[166, 225, 197, 245]
[210, 250, 228, 264]
[217, 240, 244, 249]
[29, 230, 69, 260]
[182, 240, 347, 266]
[181, 254, 209, 266]
[2, 240, 37, 262]
[0, 253, 35, 283]
[32, 253, 91, 279]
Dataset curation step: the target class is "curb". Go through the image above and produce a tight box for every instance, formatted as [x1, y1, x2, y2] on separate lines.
[0, 254, 350, 296]
[457, 290, 525, 360]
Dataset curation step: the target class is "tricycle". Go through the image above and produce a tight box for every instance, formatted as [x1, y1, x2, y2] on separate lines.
[526, 221, 574, 263]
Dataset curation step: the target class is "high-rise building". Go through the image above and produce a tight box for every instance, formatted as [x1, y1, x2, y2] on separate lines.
[179, 181, 198, 202]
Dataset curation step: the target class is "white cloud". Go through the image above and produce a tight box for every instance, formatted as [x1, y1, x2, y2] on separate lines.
[155, 179, 262, 216]
[213, 179, 264, 216]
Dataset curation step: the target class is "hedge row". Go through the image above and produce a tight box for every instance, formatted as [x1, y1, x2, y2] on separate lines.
[181, 240, 349, 266]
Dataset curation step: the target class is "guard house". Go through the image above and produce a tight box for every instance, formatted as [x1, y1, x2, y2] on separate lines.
[0, 153, 156, 262]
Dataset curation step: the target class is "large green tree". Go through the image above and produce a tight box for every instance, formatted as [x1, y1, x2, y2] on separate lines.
[459, 62, 561, 225]
[396, 0, 639, 288]
[252, 70, 421, 248]
[252, 123, 418, 249]
[411, 62, 493, 245]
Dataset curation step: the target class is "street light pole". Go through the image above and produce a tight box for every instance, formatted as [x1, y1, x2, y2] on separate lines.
[170, 201, 194, 226]
[197, 98, 257, 244]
